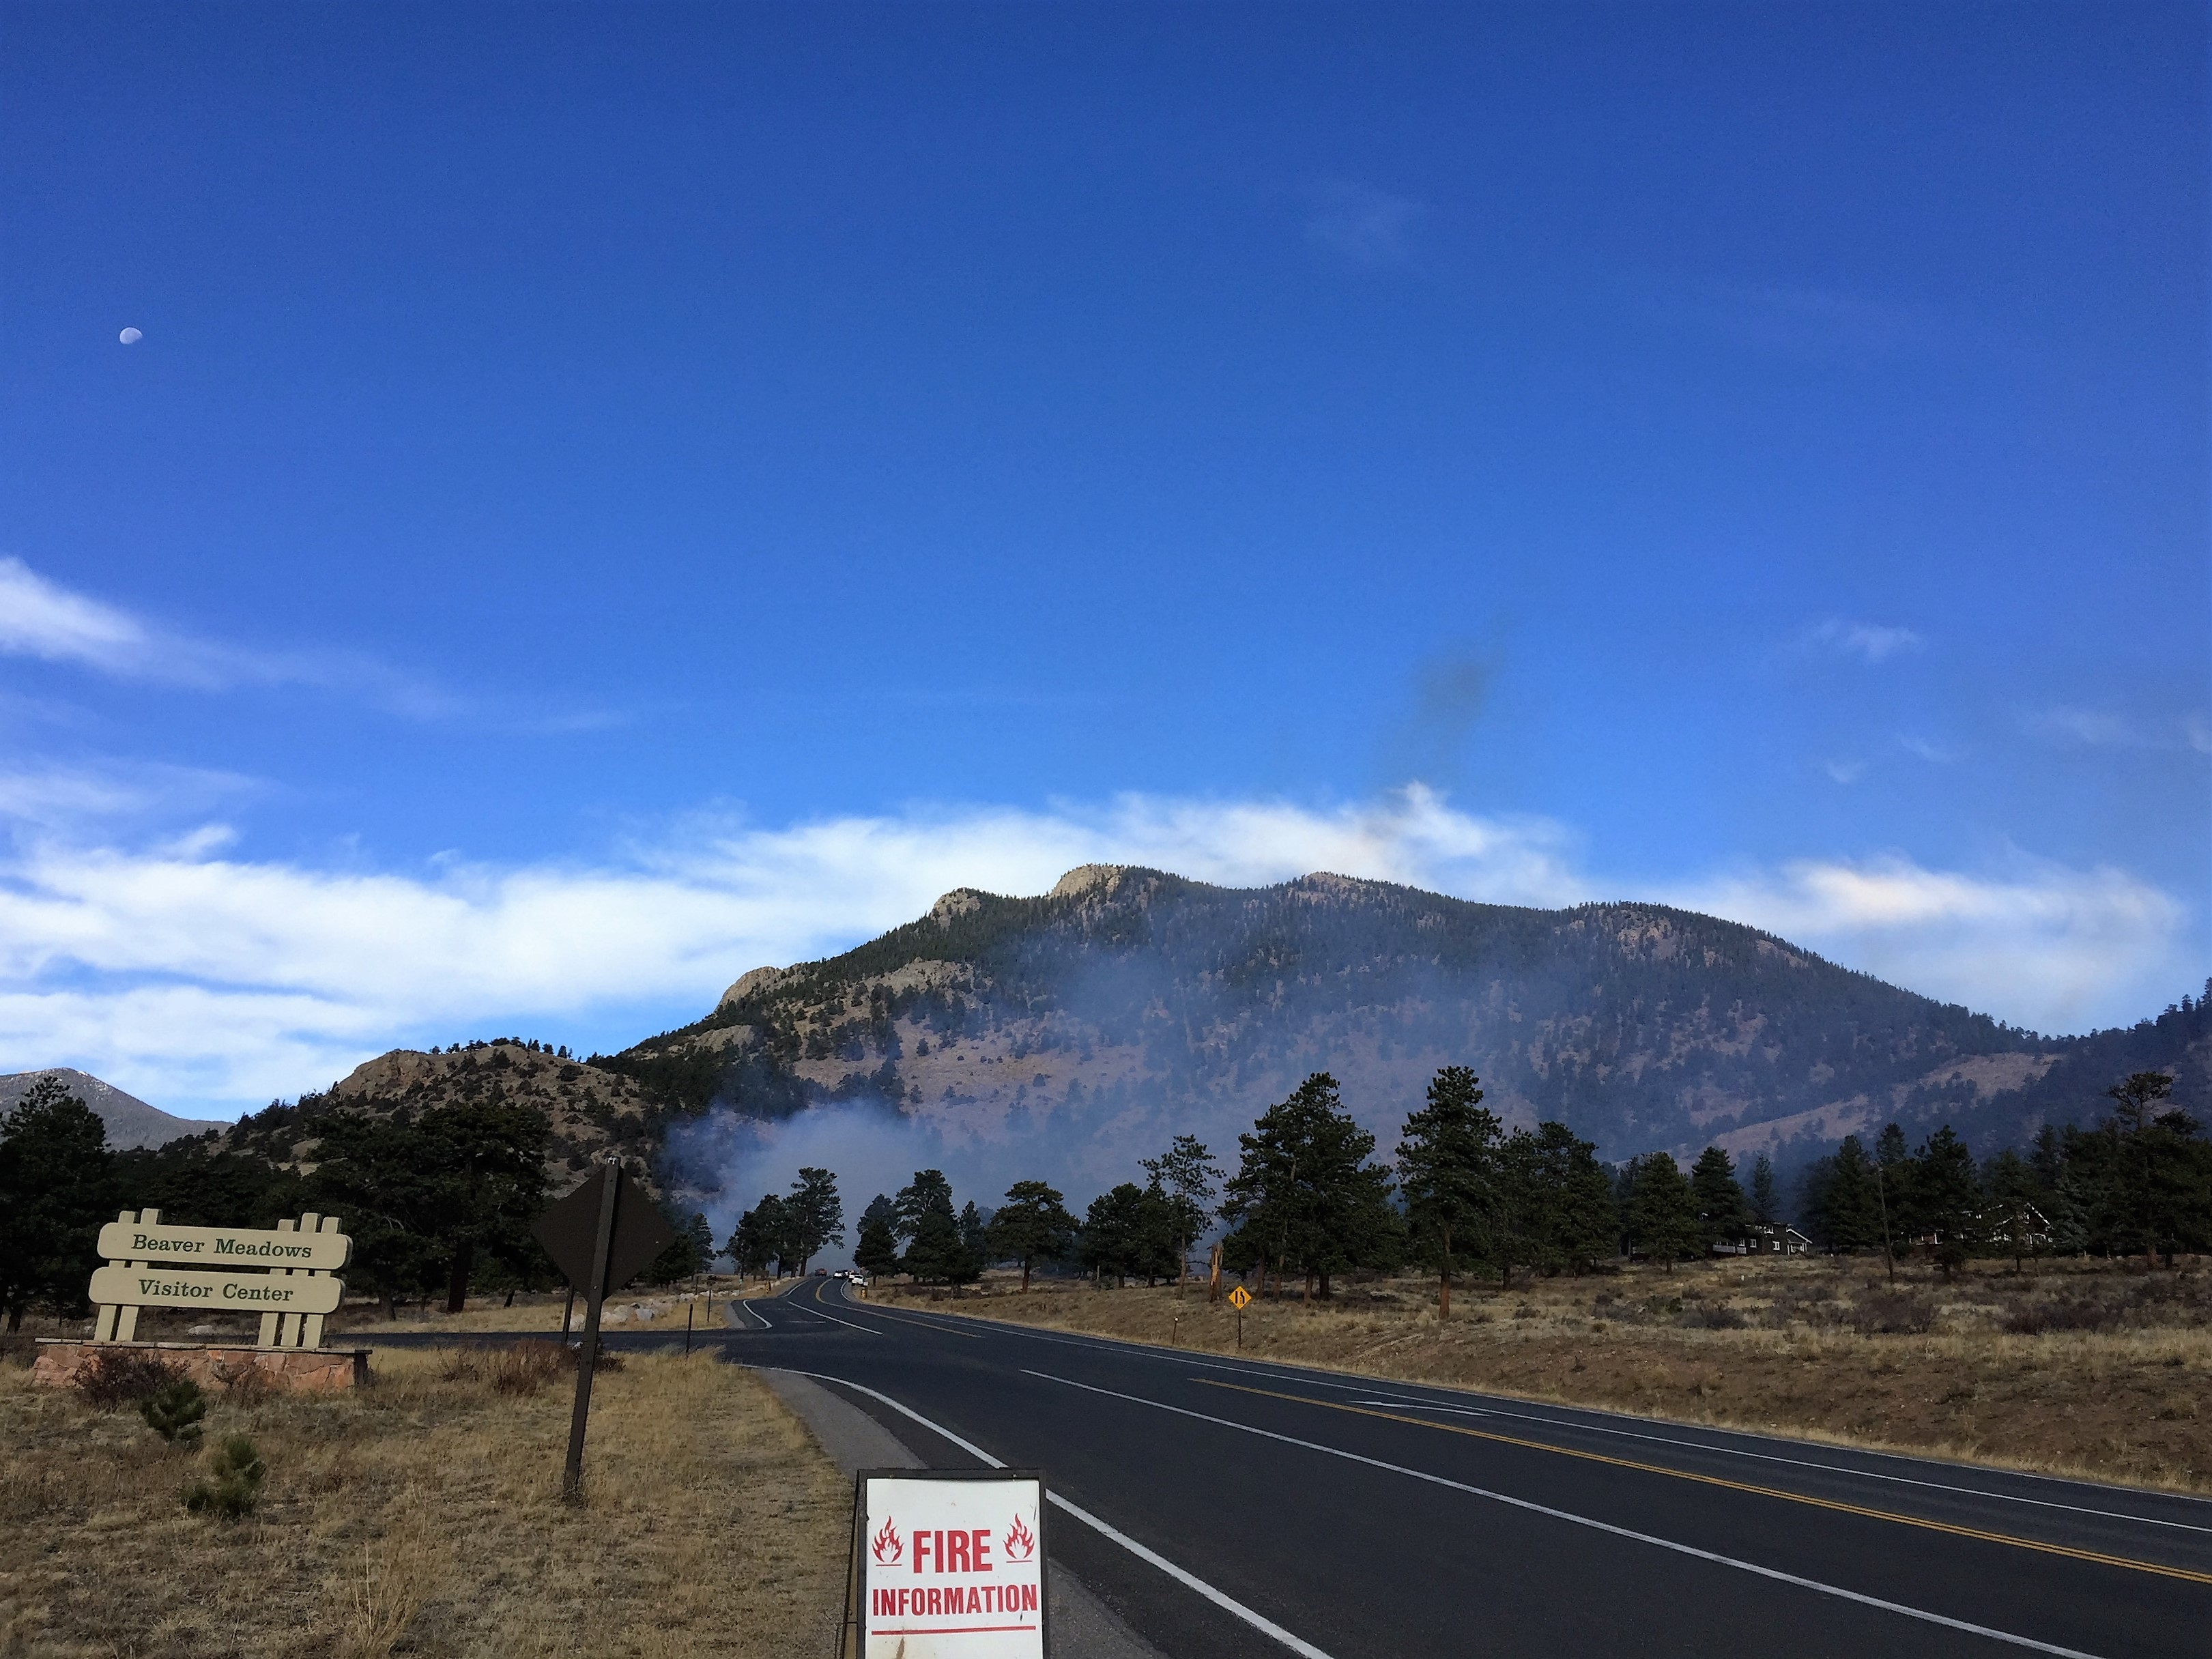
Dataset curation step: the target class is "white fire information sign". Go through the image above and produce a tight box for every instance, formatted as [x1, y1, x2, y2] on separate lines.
[856, 1469, 1048, 1657]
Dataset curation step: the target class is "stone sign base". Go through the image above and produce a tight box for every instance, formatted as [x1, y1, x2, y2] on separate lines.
[32, 1339, 370, 1393]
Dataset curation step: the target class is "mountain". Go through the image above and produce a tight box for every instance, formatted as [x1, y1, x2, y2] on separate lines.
[216, 1040, 659, 1192]
[605, 865, 2210, 1183]
[0, 1067, 229, 1151]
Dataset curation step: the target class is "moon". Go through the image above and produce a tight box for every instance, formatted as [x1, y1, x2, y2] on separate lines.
[118, 327, 142, 345]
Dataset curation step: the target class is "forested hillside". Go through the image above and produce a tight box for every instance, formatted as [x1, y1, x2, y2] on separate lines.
[607, 865, 2209, 1180]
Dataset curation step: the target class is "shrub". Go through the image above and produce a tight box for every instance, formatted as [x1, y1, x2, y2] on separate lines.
[490, 1340, 566, 1396]
[1847, 1290, 1936, 1336]
[141, 1378, 208, 1446]
[184, 1434, 267, 1520]
[70, 1349, 184, 1409]
[2002, 1298, 2118, 1336]
[1679, 1302, 1749, 1330]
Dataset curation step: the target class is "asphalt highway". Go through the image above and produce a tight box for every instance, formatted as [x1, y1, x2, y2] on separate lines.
[703, 1275, 2211, 1659]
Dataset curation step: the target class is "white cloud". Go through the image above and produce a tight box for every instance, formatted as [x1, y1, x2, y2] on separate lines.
[1674, 854, 2186, 1035]
[1824, 759, 1867, 785]
[0, 781, 2187, 1115]
[0, 556, 457, 715]
[0, 558, 152, 674]
[2027, 705, 2140, 749]
[1803, 618, 1925, 663]
[1305, 179, 1427, 268]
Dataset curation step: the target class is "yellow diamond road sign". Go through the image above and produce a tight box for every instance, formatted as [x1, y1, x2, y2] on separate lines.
[1228, 1286, 1252, 1310]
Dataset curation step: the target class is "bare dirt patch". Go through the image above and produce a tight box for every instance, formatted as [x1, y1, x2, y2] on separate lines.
[0, 1342, 845, 1658]
[881, 1256, 2212, 1494]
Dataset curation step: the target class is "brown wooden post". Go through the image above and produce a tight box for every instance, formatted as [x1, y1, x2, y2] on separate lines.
[563, 1156, 622, 1501]
[259, 1218, 296, 1348]
[300, 1215, 342, 1348]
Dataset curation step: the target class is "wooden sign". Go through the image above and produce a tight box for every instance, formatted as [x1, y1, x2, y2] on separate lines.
[91, 1209, 348, 1350]
[89, 1264, 344, 1314]
[96, 1220, 351, 1272]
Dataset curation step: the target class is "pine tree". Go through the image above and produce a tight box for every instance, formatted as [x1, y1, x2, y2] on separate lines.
[852, 1211, 901, 1280]
[1911, 1125, 1983, 1278]
[1140, 1134, 1222, 1291]
[1396, 1067, 1501, 1316]
[0, 1076, 113, 1331]
[1749, 1153, 1781, 1228]
[1689, 1146, 1750, 1252]
[1626, 1152, 1700, 1270]
[984, 1181, 1078, 1290]
[1222, 1073, 1401, 1299]
[786, 1166, 845, 1273]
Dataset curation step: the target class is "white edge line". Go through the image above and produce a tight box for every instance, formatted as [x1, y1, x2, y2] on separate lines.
[1023, 1368, 2106, 1659]
[766, 1366, 1338, 1659]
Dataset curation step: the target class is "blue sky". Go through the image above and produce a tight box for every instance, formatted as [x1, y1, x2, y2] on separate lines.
[2, 2, 2205, 1116]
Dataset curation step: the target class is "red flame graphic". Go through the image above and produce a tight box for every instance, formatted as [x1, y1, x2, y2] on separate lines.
[871, 1514, 902, 1564]
[1003, 1512, 1036, 1561]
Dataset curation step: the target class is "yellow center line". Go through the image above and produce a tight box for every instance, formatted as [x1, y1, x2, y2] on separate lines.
[1196, 1379, 2212, 1587]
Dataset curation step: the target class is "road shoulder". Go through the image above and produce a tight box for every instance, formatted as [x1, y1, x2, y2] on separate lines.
[757, 1368, 1168, 1659]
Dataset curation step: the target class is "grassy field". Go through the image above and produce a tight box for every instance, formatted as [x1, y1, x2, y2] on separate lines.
[0, 1340, 847, 1658]
[880, 1254, 2212, 1494]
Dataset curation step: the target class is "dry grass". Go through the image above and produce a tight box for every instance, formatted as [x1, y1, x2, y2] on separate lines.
[882, 1254, 2212, 1495]
[0, 1340, 848, 1658]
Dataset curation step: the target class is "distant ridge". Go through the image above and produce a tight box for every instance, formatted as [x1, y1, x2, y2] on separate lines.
[607, 866, 2210, 1181]
[0, 1067, 229, 1151]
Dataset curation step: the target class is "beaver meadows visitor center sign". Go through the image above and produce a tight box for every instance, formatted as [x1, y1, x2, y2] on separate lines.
[89, 1209, 351, 1347]
[848, 1469, 1050, 1658]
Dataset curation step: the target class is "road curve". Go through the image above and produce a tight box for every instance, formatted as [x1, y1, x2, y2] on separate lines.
[710, 1275, 2210, 1659]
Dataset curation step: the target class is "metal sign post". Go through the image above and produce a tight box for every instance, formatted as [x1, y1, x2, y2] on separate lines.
[532, 1154, 678, 1502]
[1228, 1282, 1250, 1350]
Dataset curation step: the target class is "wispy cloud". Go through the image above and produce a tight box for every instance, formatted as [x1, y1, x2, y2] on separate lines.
[1802, 618, 1925, 663]
[0, 556, 458, 715]
[1674, 853, 2184, 1035]
[0, 781, 2185, 1114]
[1824, 759, 1867, 785]
[1693, 281, 1939, 360]
[2024, 705, 2144, 749]
[1305, 179, 1427, 268]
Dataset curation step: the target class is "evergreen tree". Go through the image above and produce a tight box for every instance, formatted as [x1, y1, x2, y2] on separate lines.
[0, 1077, 113, 1331]
[1221, 1073, 1401, 1299]
[1396, 1066, 1501, 1316]
[1689, 1146, 1751, 1252]
[985, 1181, 1078, 1291]
[1078, 1183, 1179, 1285]
[959, 1200, 991, 1262]
[1140, 1134, 1222, 1290]
[1624, 1152, 1700, 1269]
[893, 1170, 956, 1242]
[1530, 1121, 1620, 1274]
[1749, 1153, 1781, 1228]
[648, 1210, 714, 1283]
[786, 1166, 845, 1273]
[852, 1210, 901, 1279]
[1983, 1147, 2045, 1271]
[1910, 1125, 1983, 1277]
[726, 1194, 791, 1277]
[902, 1205, 981, 1285]
[310, 1099, 550, 1314]
[1813, 1135, 1883, 1251]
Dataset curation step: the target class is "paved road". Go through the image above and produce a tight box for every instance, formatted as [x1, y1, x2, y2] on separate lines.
[700, 1275, 2211, 1659]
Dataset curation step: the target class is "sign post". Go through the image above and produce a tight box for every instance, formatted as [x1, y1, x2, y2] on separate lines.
[848, 1469, 1049, 1658]
[532, 1154, 677, 1501]
[1228, 1282, 1250, 1349]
